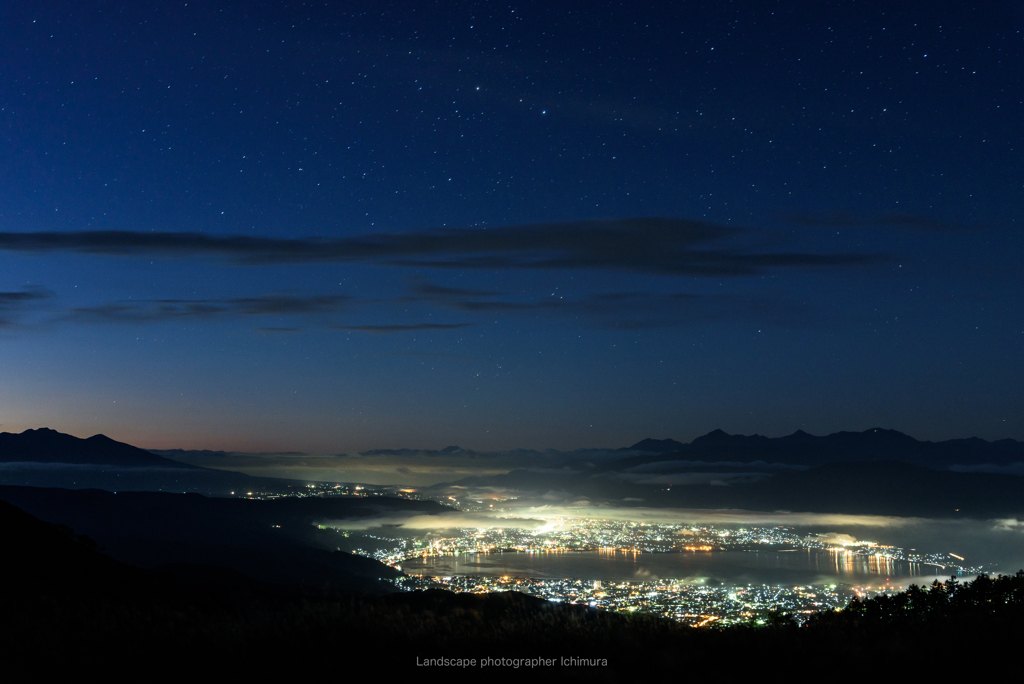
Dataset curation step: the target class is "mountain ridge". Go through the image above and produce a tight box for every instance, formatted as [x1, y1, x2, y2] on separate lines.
[0, 428, 198, 468]
[622, 427, 1024, 468]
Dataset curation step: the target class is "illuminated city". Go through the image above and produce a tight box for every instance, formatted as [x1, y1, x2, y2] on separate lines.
[319, 516, 986, 626]
[397, 575, 848, 626]
[228, 483, 987, 625]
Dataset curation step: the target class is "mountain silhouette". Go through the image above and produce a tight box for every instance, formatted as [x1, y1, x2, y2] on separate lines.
[617, 428, 1024, 469]
[0, 427, 196, 468]
[0, 485, 439, 593]
[360, 445, 475, 457]
[0, 428, 327, 495]
[626, 438, 688, 453]
[0, 496, 147, 592]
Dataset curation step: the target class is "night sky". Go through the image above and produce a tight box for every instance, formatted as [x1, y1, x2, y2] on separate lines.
[1, 1, 1021, 453]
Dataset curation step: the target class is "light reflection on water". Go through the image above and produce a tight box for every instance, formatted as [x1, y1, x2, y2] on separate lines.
[402, 548, 951, 586]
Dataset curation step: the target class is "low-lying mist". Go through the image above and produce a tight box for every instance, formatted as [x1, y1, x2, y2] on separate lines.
[322, 503, 1024, 577]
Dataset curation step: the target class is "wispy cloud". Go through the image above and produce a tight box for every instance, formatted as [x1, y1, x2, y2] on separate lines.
[68, 294, 350, 323]
[0, 290, 52, 305]
[31, 281, 805, 332]
[0, 288, 54, 327]
[407, 280, 501, 299]
[0, 217, 881, 276]
[412, 286, 807, 329]
[335, 323, 472, 334]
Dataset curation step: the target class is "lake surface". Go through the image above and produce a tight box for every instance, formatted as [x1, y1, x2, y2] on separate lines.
[402, 549, 954, 587]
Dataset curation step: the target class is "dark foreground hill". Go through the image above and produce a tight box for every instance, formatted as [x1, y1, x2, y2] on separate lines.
[0, 485, 449, 592]
[4, 497, 1024, 678]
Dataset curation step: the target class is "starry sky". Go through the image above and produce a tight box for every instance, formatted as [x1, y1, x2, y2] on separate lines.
[0, 0, 1021, 453]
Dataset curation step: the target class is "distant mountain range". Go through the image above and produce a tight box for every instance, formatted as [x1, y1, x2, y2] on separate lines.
[359, 445, 476, 457]
[0, 428, 195, 468]
[624, 438, 688, 453]
[5, 425, 1023, 477]
[0, 428, 308, 495]
[421, 429, 1024, 518]
[622, 428, 1024, 468]
[4, 426, 1024, 517]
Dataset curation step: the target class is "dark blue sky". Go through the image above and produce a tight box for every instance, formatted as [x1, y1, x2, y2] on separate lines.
[1, 1, 1021, 452]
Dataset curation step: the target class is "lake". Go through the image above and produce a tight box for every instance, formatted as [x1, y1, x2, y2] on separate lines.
[401, 548, 958, 588]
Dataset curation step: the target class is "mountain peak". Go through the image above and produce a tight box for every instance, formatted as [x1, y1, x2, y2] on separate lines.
[691, 429, 768, 447]
[86, 433, 116, 442]
[0, 428, 196, 469]
[627, 438, 686, 453]
[862, 427, 911, 438]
